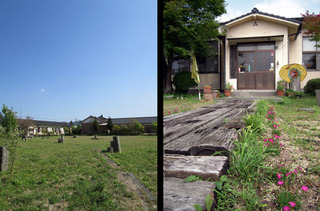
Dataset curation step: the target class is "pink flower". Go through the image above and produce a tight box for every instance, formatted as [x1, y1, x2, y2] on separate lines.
[283, 206, 290, 211]
[280, 143, 284, 146]
[265, 143, 269, 147]
[294, 169, 298, 174]
[167, 111, 171, 114]
[277, 174, 281, 179]
[289, 202, 296, 207]
[269, 139, 274, 143]
[297, 166, 301, 170]
[263, 139, 268, 142]
[273, 125, 277, 128]
[278, 181, 284, 185]
[302, 186, 308, 191]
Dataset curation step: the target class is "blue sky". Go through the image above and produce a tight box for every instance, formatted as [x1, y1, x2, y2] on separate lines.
[0, 1, 157, 122]
[219, 0, 320, 22]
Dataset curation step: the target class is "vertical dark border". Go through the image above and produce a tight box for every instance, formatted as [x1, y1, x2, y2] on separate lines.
[157, 0, 164, 210]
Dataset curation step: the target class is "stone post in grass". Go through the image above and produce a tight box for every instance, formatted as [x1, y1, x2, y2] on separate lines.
[107, 136, 121, 153]
[0, 147, 8, 171]
[113, 136, 121, 153]
[58, 135, 64, 143]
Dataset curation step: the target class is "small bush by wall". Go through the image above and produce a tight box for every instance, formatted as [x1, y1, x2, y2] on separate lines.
[304, 78, 320, 95]
[173, 71, 197, 94]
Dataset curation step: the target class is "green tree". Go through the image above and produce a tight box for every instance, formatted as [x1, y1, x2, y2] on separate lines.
[151, 121, 157, 133]
[107, 117, 113, 134]
[0, 104, 17, 133]
[92, 119, 99, 134]
[134, 121, 144, 135]
[302, 11, 320, 47]
[163, 0, 226, 93]
[73, 125, 82, 134]
[0, 105, 18, 173]
[119, 124, 129, 135]
[112, 125, 120, 135]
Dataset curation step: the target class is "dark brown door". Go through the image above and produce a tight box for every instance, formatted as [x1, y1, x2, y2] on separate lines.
[237, 43, 275, 90]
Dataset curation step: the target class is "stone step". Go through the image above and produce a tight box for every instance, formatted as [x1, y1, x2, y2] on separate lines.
[232, 90, 276, 97]
[164, 154, 228, 181]
[164, 177, 216, 211]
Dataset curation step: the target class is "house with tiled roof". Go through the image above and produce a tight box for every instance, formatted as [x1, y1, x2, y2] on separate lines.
[17, 119, 72, 136]
[172, 8, 319, 93]
[81, 115, 157, 134]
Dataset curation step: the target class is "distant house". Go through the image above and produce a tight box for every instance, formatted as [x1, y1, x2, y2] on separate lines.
[17, 119, 72, 136]
[81, 116, 157, 134]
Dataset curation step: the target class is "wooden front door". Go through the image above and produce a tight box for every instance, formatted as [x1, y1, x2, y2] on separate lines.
[237, 43, 275, 90]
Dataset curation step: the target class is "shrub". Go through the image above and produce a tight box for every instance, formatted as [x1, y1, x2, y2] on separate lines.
[112, 125, 120, 135]
[304, 78, 320, 95]
[173, 71, 197, 94]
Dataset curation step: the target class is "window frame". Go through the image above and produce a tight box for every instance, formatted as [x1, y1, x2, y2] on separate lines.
[302, 36, 320, 71]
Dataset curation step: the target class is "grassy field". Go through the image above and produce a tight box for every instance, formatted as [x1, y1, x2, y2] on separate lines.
[163, 94, 220, 116]
[0, 135, 157, 210]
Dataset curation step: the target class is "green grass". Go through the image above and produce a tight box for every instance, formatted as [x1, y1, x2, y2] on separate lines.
[163, 94, 219, 116]
[0, 135, 157, 210]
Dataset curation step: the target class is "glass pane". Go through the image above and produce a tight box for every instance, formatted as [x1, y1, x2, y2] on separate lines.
[197, 56, 218, 73]
[317, 54, 320, 70]
[256, 43, 274, 50]
[303, 53, 316, 69]
[255, 51, 274, 71]
[197, 57, 206, 72]
[172, 60, 179, 73]
[238, 52, 255, 72]
[303, 37, 317, 51]
[207, 56, 218, 72]
[179, 59, 190, 72]
[238, 44, 254, 51]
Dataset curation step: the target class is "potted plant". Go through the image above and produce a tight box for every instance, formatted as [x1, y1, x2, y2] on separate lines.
[276, 84, 285, 96]
[212, 89, 218, 98]
[224, 82, 232, 97]
[203, 85, 212, 94]
[285, 89, 294, 96]
[216, 90, 221, 98]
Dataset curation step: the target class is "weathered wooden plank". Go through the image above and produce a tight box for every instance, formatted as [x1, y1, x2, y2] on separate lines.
[164, 177, 216, 211]
[164, 99, 254, 154]
[164, 108, 245, 145]
[164, 126, 238, 155]
[164, 154, 228, 181]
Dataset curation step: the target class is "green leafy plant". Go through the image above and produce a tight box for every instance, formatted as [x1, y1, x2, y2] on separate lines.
[173, 71, 198, 94]
[193, 193, 214, 211]
[215, 175, 228, 190]
[225, 82, 232, 90]
[185, 175, 202, 182]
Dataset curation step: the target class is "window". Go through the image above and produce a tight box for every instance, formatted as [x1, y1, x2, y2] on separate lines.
[303, 37, 320, 70]
[197, 41, 219, 73]
[172, 58, 190, 74]
[171, 41, 219, 74]
[237, 42, 275, 72]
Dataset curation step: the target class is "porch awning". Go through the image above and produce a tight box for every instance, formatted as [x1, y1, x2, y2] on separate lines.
[227, 35, 283, 45]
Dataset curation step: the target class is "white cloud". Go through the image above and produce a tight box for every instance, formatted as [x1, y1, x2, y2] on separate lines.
[40, 88, 45, 93]
[218, 0, 320, 23]
[218, 8, 246, 22]
[254, 0, 306, 18]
